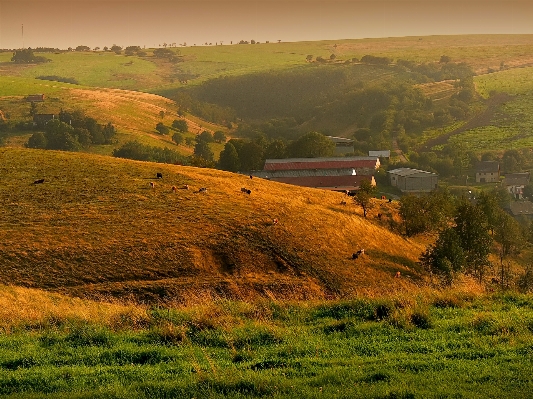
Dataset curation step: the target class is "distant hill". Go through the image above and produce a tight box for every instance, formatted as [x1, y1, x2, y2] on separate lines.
[0, 148, 425, 303]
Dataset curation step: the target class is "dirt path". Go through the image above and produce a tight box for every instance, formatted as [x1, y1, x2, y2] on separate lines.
[392, 138, 408, 162]
[418, 92, 514, 152]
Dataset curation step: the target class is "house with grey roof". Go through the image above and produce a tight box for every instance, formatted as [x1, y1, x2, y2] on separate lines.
[388, 168, 438, 193]
[475, 161, 500, 183]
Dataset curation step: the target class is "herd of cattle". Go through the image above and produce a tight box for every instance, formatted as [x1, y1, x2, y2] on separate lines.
[30, 171, 404, 278]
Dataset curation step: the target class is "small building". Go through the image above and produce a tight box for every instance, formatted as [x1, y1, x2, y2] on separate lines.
[326, 136, 354, 155]
[503, 172, 530, 200]
[388, 168, 438, 193]
[475, 161, 500, 183]
[509, 200, 533, 220]
[369, 150, 391, 159]
[26, 94, 45, 102]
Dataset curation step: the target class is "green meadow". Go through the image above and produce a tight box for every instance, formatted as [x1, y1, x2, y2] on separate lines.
[1, 293, 532, 398]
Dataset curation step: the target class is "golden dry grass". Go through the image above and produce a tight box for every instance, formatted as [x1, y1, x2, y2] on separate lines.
[0, 285, 148, 333]
[0, 148, 427, 304]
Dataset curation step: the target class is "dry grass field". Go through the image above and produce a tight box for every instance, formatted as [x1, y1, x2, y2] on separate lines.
[0, 148, 425, 305]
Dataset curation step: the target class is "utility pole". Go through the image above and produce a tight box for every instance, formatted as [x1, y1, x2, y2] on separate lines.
[22, 24, 24, 49]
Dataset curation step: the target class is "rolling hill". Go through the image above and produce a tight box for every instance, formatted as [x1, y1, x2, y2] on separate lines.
[0, 148, 425, 304]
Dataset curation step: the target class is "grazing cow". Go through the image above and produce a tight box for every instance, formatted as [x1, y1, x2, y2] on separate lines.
[377, 213, 382, 220]
[246, 189, 251, 195]
[150, 182, 155, 188]
[273, 218, 278, 225]
[249, 175, 253, 179]
[172, 186, 177, 192]
[491, 277, 499, 284]
[198, 187, 207, 193]
[352, 253, 359, 260]
[395, 271, 401, 278]
[355, 249, 365, 256]
[33, 178, 45, 184]
[157, 173, 163, 179]
[381, 195, 386, 200]
[388, 198, 392, 203]
[241, 187, 248, 193]
[184, 184, 189, 190]
[340, 200, 347, 205]
[344, 190, 349, 196]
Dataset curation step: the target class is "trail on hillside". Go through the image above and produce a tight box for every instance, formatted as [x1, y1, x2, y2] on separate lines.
[418, 92, 513, 151]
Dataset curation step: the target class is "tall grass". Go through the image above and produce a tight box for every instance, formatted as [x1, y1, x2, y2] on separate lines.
[0, 290, 532, 398]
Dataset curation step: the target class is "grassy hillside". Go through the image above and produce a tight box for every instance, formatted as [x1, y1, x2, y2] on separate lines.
[0, 147, 425, 303]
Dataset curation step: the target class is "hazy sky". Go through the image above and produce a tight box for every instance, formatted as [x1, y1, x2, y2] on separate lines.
[1, 0, 532, 49]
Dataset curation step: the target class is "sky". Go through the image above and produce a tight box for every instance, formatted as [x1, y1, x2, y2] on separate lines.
[0, 0, 532, 49]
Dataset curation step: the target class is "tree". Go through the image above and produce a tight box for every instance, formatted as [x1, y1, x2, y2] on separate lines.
[399, 189, 455, 236]
[26, 132, 47, 149]
[213, 130, 227, 143]
[493, 211, 524, 288]
[287, 132, 335, 158]
[11, 48, 50, 64]
[439, 55, 451, 63]
[420, 227, 465, 285]
[172, 132, 184, 145]
[353, 179, 376, 218]
[502, 149, 522, 173]
[172, 119, 188, 132]
[75, 45, 91, 52]
[218, 142, 241, 172]
[196, 130, 214, 143]
[193, 140, 214, 162]
[239, 141, 264, 171]
[264, 139, 287, 159]
[454, 201, 492, 284]
[155, 122, 169, 135]
[110, 44, 122, 54]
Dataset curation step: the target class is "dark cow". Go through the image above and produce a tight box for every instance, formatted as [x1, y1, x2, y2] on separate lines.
[156, 173, 163, 179]
[33, 178, 45, 184]
[199, 187, 207, 193]
[377, 213, 382, 220]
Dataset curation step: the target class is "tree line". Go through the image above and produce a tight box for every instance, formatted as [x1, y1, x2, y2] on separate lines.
[26, 110, 116, 151]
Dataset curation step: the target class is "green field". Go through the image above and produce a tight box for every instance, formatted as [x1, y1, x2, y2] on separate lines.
[1, 292, 532, 398]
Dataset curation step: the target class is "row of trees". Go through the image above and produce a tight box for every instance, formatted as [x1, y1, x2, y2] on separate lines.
[26, 110, 116, 151]
[218, 132, 335, 172]
[399, 187, 525, 286]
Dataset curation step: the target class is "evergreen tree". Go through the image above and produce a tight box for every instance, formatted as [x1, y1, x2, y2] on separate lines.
[218, 142, 240, 172]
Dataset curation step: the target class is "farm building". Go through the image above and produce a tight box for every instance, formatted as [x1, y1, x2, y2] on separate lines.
[252, 156, 379, 191]
[503, 172, 530, 199]
[326, 136, 354, 155]
[369, 150, 391, 158]
[388, 168, 438, 193]
[26, 94, 45, 102]
[475, 161, 500, 183]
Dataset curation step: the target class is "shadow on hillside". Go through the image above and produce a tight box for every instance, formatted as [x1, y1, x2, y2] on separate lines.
[368, 250, 424, 281]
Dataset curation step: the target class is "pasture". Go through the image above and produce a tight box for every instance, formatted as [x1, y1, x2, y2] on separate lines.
[0, 148, 424, 302]
[0, 288, 532, 398]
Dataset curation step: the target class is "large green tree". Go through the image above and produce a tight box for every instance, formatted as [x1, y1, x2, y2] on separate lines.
[420, 227, 465, 285]
[218, 142, 240, 172]
[286, 132, 335, 158]
[453, 201, 492, 284]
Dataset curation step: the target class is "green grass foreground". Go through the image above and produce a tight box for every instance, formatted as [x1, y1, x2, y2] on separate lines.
[1, 293, 532, 398]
